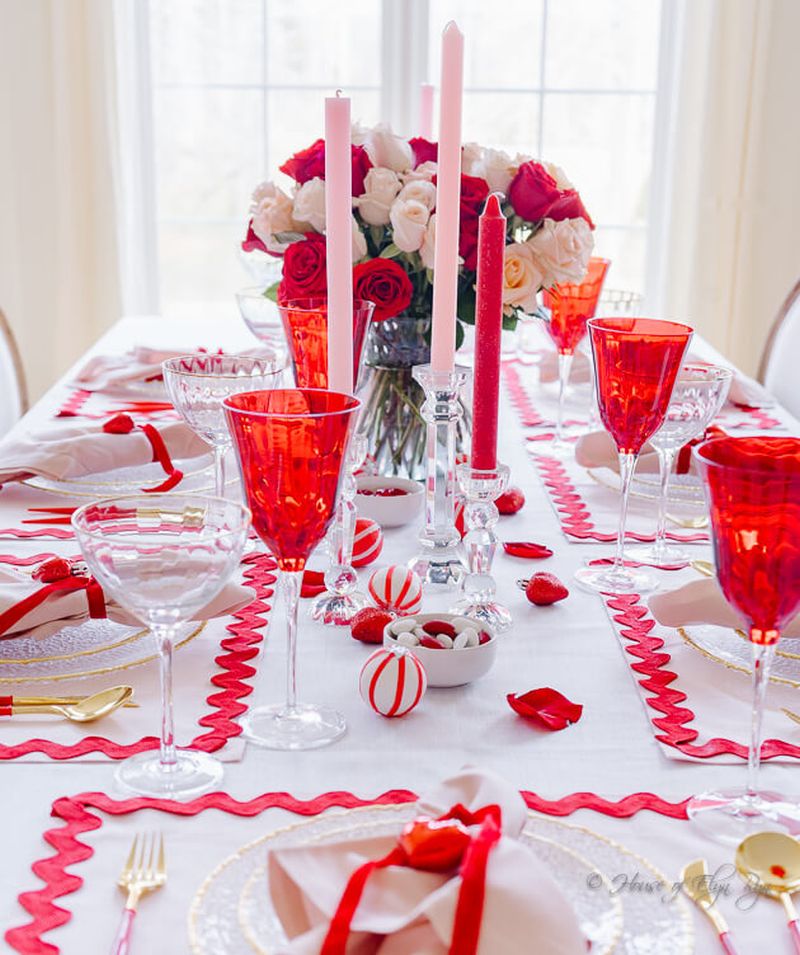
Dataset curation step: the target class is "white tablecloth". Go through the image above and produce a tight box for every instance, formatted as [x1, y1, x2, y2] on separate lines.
[3, 315, 800, 953]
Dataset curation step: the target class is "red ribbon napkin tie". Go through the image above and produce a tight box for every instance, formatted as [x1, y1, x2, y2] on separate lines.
[102, 413, 183, 492]
[320, 802, 502, 955]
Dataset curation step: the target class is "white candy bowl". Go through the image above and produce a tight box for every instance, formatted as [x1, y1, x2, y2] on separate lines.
[355, 476, 423, 528]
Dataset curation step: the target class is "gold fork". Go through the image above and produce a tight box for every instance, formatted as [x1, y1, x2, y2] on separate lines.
[666, 513, 709, 529]
[111, 833, 166, 954]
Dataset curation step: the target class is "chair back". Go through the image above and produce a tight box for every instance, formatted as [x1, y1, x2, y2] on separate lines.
[0, 309, 28, 436]
[759, 280, 800, 419]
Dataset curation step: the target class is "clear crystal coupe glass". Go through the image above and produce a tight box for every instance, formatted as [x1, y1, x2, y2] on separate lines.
[162, 353, 286, 498]
[72, 494, 250, 798]
[236, 287, 290, 364]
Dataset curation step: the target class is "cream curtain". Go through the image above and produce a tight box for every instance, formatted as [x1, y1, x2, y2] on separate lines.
[659, 0, 800, 375]
[0, 0, 122, 400]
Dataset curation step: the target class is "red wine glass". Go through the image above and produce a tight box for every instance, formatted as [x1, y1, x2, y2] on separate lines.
[688, 436, 800, 843]
[224, 389, 360, 749]
[542, 257, 609, 452]
[574, 317, 693, 594]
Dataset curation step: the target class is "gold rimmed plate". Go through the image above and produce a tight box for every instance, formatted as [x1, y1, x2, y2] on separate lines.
[678, 625, 800, 688]
[587, 467, 706, 509]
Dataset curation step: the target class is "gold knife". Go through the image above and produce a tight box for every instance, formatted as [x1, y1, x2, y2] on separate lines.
[681, 859, 739, 953]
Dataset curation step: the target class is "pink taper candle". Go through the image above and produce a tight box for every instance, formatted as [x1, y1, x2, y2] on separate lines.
[324, 91, 354, 393]
[471, 194, 506, 470]
[430, 22, 464, 374]
[419, 82, 434, 139]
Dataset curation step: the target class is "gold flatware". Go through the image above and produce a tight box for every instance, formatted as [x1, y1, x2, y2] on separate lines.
[680, 858, 739, 953]
[736, 832, 800, 953]
[667, 513, 709, 529]
[691, 559, 716, 578]
[4, 685, 133, 722]
[784, 709, 800, 727]
[111, 833, 167, 955]
[1, 686, 138, 708]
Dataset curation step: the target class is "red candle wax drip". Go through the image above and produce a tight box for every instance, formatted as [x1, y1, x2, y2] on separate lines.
[471, 193, 506, 471]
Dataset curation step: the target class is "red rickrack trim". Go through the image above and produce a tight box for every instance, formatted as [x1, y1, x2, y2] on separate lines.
[54, 390, 92, 419]
[0, 529, 74, 540]
[6, 787, 689, 954]
[734, 405, 782, 430]
[604, 592, 800, 760]
[0, 553, 277, 760]
[503, 362, 548, 428]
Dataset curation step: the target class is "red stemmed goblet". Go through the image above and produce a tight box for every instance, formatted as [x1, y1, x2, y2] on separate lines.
[224, 389, 360, 749]
[542, 257, 609, 452]
[574, 317, 693, 594]
[688, 436, 800, 843]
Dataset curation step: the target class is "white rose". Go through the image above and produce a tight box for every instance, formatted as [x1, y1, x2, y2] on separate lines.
[529, 218, 594, 287]
[363, 123, 413, 173]
[249, 180, 277, 211]
[461, 142, 483, 177]
[351, 121, 370, 147]
[397, 179, 436, 211]
[356, 167, 402, 226]
[352, 217, 367, 261]
[390, 197, 429, 253]
[473, 148, 518, 195]
[402, 160, 437, 183]
[543, 161, 574, 191]
[502, 242, 544, 315]
[420, 213, 437, 269]
[251, 185, 306, 254]
[293, 177, 326, 232]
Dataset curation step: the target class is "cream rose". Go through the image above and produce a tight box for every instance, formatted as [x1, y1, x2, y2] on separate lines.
[502, 242, 544, 314]
[397, 179, 436, 211]
[357, 167, 402, 226]
[529, 218, 594, 286]
[543, 161, 574, 191]
[420, 213, 437, 269]
[390, 198, 429, 253]
[473, 148, 519, 195]
[251, 183, 306, 254]
[293, 177, 326, 232]
[461, 142, 483, 177]
[363, 123, 413, 173]
[402, 160, 437, 183]
[352, 217, 367, 261]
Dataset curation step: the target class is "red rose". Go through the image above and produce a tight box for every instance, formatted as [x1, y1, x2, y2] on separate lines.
[352, 259, 413, 322]
[546, 189, 594, 229]
[278, 233, 328, 301]
[458, 174, 489, 272]
[508, 161, 561, 222]
[241, 219, 267, 254]
[409, 137, 438, 167]
[280, 138, 373, 195]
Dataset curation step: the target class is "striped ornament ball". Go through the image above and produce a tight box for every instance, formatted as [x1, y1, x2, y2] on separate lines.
[351, 517, 383, 567]
[359, 646, 427, 718]
[367, 564, 423, 615]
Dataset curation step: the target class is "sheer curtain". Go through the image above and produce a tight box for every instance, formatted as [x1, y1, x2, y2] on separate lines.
[657, 0, 800, 375]
[0, 0, 127, 400]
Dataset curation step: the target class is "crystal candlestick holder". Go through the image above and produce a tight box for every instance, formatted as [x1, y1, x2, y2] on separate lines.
[409, 363, 470, 590]
[311, 431, 370, 625]
[450, 462, 512, 631]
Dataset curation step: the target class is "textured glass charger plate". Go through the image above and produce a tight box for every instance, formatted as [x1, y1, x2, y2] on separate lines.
[23, 454, 217, 498]
[588, 468, 706, 508]
[679, 625, 800, 687]
[188, 804, 693, 954]
[0, 618, 204, 683]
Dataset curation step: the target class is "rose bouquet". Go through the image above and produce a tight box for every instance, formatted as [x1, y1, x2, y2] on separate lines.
[242, 123, 594, 477]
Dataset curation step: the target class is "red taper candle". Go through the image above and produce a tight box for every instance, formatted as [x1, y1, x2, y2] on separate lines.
[471, 193, 506, 470]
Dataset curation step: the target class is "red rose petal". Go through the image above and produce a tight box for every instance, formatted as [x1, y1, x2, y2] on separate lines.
[300, 569, 326, 598]
[503, 542, 553, 559]
[507, 688, 582, 731]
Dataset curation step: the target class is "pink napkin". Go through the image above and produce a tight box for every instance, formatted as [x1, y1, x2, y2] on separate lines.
[0, 560, 253, 640]
[267, 768, 586, 955]
[649, 579, 800, 638]
[574, 430, 661, 473]
[0, 418, 209, 484]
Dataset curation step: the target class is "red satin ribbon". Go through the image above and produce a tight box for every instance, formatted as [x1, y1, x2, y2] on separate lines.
[0, 558, 106, 637]
[102, 414, 183, 492]
[320, 803, 502, 955]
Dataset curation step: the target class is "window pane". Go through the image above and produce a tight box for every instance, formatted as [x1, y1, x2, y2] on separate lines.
[592, 228, 647, 294]
[462, 92, 541, 154]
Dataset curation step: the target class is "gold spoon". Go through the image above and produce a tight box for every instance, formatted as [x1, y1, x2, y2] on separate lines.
[6, 687, 137, 708]
[8, 685, 134, 723]
[667, 513, 709, 529]
[736, 831, 800, 952]
[691, 559, 716, 578]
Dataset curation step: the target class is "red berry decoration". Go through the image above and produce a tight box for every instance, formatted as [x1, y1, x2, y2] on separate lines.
[351, 607, 394, 644]
[422, 620, 456, 639]
[525, 573, 569, 606]
[497, 486, 525, 515]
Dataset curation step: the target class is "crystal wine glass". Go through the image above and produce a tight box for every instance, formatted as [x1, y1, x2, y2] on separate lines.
[236, 286, 290, 365]
[278, 297, 376, 625]
[541, 257, 609, 453]
[224, 389, 360, 748]
[162, 353, 286, 498]
[627, 363, 731, 567]
[72, 494, 250, 797]
[688, 436, 800, 843]
[574, 317, 693, 594]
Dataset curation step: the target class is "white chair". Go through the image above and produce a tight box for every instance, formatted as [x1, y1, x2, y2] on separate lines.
[0, 308, 28, 436]
[758, 281, 800, 420]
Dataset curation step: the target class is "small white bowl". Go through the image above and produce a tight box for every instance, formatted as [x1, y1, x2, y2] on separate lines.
[356, 476, 423, 528]
[383, 612, 497, 687]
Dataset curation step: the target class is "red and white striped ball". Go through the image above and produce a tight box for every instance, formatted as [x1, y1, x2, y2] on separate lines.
[368, 564, 423, 615]
[454, 495, 466, 539]
[359, 646, 427, 718]
[351, 517, 383, 568]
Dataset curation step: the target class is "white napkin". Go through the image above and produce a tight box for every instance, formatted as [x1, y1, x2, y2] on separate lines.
[267, 768, 586, 955]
